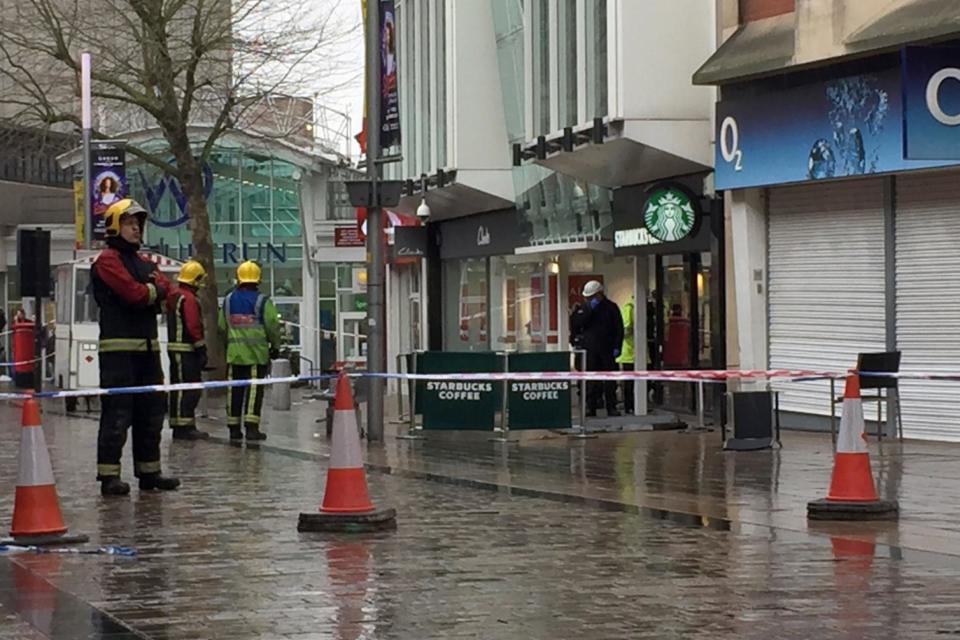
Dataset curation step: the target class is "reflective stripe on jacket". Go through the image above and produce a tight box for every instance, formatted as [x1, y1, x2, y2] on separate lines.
[166, 287, 205, 353]
[99, 338, 157, 353]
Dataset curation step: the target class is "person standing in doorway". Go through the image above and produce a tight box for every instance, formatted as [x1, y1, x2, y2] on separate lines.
[571, 280, 624, 417]
[166, 260, 210, 440]
[617, 295, 635, 415]
[219, 261, 281, 441]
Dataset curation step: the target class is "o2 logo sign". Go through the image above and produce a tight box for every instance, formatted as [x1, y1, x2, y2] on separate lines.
[720, 116, 743, 172]
[926, 67, 960, 126]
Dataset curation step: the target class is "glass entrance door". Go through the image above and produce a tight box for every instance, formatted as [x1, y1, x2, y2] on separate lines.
[338, 311, 368, 366]
[652, 252, 714, 411]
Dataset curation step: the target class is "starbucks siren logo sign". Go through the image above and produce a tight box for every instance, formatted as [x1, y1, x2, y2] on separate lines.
[643, 186, 699, 242]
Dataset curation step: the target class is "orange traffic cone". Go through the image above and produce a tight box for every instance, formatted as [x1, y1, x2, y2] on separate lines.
[808, 374, 898, 520]
[322, 374, 375, 514]
[298, 374, 396, 532]
[5, 399, 88, 546]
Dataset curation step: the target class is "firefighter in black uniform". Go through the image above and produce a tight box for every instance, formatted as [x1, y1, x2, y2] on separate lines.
[166, 259, 211, 440]
[91, 199, 181, 496]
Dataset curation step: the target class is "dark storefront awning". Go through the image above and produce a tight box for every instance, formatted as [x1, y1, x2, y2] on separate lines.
[692, 13, 795, 85]
[392, 178, 515, 222]
[846, 0, 960, 50]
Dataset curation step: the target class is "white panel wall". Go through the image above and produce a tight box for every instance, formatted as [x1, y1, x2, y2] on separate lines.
[613, 0, 715, 122]
[450, 0, 512, 173]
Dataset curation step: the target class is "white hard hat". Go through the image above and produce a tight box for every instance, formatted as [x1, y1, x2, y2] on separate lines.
[582, 280, 603, 297]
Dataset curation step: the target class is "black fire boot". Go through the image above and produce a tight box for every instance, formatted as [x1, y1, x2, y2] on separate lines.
[100, 477, 131, 497]
[229, 426, 243, 441]
[139, 474, 181, 491]
[173, 427, 211, 441]
[245, 426, 267, 441]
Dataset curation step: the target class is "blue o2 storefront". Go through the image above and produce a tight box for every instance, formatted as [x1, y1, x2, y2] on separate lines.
[717, 45, 960, 441]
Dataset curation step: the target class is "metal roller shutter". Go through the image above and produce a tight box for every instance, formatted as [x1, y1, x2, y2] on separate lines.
[895, 172, 960, 441]
[768, 180, 886, 416]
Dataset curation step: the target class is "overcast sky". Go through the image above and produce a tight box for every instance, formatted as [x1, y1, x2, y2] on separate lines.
[317, 0, 366, 159]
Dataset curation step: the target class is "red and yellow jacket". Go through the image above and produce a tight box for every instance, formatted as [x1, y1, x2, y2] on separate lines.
[166, 285, 205, 353]
[91, 238, 170, 353]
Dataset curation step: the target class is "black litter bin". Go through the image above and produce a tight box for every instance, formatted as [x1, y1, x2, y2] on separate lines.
[722, 390, 781, 451]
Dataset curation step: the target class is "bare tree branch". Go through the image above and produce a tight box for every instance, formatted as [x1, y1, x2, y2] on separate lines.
[0, 0, 357, 371]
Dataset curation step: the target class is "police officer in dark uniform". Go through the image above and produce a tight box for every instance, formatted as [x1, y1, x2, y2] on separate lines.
[91, 199, 180, 496]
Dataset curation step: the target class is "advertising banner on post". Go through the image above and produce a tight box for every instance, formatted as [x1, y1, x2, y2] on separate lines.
[90, 143, 127, 241]
[507, 352, 572, 429]
[419, 351, 499, 430]
[73, 178, 84, 249]
[379, 0, 401, 149]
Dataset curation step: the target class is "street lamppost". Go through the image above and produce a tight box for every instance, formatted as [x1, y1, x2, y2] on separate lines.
[346, 2, 404, 442]
[364, 0, 385, 442]
[81, 53, 92, 251]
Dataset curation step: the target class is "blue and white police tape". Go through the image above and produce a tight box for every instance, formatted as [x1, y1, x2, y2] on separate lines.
[0, 373, 339, 401]
[6, 367, 960, 403]
[0, 353, 56, 368]
[0, 368, 847, 402]
[0, 544, 136, 556]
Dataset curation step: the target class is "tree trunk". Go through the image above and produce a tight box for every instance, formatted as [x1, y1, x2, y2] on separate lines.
[175, 152, 224, 376]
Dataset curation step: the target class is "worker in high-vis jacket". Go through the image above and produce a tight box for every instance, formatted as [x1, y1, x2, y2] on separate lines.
[617, 296, 635, 415]
[91, 199, 180, 496]
[166, 260, 210, 441]
[218, 260, 281, 441]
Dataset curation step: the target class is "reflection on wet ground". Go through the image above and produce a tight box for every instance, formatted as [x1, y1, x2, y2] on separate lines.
[2, 400, 960, 638]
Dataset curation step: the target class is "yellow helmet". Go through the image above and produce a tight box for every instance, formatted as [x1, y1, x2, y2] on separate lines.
[104, 199, 147, 237]
[177, 260, 207, 286]
[236, 260, 261, 284]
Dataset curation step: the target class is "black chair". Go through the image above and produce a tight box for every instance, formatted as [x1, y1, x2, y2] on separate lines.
[831, 352, 903, 441]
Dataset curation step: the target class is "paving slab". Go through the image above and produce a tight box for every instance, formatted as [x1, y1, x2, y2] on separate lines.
[1, 395, 959, 638]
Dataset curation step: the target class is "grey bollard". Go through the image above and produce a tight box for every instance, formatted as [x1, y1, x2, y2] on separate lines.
[271, 358, 292, 411]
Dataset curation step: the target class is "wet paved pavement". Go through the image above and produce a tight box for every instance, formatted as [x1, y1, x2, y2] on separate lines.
[2, 393, 960, 638]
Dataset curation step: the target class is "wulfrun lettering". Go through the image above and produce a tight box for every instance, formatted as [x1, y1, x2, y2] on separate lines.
[144, 241, 288, 264]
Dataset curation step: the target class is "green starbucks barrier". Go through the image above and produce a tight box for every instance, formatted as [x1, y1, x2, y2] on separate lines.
[404, 350, 573, 433]
[506, 352, 572, 430]
[418, 351, 501, 430]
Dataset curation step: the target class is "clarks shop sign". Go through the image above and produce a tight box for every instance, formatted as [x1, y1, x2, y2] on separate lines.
[390, 225, 428, 263]
[439, 209, 523, 259]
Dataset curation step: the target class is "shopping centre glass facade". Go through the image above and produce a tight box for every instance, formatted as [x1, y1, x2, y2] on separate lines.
[133, 147, 306, 349]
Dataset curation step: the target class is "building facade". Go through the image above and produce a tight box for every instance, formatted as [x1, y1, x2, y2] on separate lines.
[698, 0, 960, 439]
[386, 0, 722, 416]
